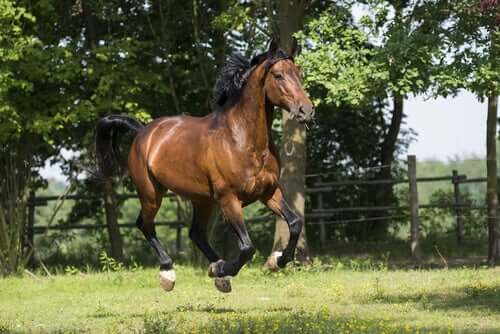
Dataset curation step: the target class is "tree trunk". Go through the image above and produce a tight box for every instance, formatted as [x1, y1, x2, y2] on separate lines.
[371, 94, 404, 239]
[82, 2, 124, 262]
[0, 143, 32, 276]
[267, 0, 310, 263]
[487, 95, 499, 265]
[103, 180, 124, 262]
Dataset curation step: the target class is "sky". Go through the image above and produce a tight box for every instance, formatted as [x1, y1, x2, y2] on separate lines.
[405, 91, 487, 161]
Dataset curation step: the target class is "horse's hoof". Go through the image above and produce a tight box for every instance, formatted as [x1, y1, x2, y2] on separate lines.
[159, 269, 176, 292]
[267, 251, 283, 272]
[208, 260, 225, 278]
[214, 276, 232, 293]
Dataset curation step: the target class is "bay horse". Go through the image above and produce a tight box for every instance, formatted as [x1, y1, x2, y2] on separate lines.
[95, 38, 314, 293]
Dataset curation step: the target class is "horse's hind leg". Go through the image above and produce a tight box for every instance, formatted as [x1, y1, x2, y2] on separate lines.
[208, 195, 255, 279]
[135, 184, 176, 291]
[189, 202, 220, 263]
[189, 202, 231, 293]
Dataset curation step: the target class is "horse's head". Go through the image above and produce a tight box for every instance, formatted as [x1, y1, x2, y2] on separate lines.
[259, 38, 314, 124]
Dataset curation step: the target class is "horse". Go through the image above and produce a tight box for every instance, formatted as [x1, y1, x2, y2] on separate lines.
[94, 38, 314, 293]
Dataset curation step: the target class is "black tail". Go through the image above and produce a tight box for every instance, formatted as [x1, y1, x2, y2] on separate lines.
[95, 115, 145, 179]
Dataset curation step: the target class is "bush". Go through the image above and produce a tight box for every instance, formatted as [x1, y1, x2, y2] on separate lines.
[420, 189, 486, 239]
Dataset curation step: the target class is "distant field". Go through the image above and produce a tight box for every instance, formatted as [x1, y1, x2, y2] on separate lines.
[415, 157, 487, 204]
[1, 263, 500, 333]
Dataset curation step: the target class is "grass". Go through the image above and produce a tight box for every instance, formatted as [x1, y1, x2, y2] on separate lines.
[1, 260, 500, 334]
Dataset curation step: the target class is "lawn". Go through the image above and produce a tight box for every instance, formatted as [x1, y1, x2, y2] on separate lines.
[1, 261, 500, 333]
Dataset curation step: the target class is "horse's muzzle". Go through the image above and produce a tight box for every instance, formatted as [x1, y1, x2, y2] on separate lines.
[290, 103, 315, 124]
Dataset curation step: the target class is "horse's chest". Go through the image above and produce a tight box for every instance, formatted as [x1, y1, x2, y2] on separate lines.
[239, 157, 279, 201]
[244, 170, 277, 195]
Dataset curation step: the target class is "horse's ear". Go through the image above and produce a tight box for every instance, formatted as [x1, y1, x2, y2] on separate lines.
[269, 36, 280, 55]
[290, 36, 301, 58]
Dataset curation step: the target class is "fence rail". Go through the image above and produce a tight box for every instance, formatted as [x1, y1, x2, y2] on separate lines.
[26, 155, 489, 262]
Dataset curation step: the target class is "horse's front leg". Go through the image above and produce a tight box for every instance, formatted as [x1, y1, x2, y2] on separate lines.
[262, 187, 303, 270]
[208, 195, 255, 283]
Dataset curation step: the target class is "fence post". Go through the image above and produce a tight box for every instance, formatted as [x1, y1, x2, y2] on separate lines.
[317, 175, 326, 251]
[407, 155, 422, 262]
[26, 190, 36, 267]
[452, 170, 465, 243]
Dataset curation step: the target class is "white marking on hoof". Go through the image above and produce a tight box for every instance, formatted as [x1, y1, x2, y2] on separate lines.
[208, 262, 217, 278]
[214, 276, 232, 293]
[267, 251, 283, 272]
[159, 269, 176, 292]
[208, 260, 224, 278]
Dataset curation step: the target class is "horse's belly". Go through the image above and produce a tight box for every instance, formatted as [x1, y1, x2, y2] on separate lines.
[152, 161, 212, 199]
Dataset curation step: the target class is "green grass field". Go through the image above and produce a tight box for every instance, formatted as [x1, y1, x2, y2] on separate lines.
[1, 262, 500, 334]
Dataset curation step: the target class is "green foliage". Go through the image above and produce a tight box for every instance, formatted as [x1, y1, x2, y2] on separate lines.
[431, 0, 499, 98]
[0, 0, 37, 140]
[64, 265, 80, 276]
[298, 1, 448, 108]
[421, 189, 486, 238]
[99, 251, 124, 272]
[297, 9, 385, 107]
[359, 0, 448, 98]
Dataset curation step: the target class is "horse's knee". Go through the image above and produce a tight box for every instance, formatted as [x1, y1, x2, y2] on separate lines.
[289, 217, 303, 238]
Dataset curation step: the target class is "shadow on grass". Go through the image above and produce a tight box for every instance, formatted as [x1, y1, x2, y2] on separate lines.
[367, 283, 500, 316]
[175, 302, 236, 314]
[174, 302, 293, 315]
[0, 326, 87, 334]
[89, 310, 145, 319]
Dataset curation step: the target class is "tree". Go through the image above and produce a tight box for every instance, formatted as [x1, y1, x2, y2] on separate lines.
[295, 1, 448, 240]
[429, 0, 498, 263]
[0, 0, 73, 274]
[264, 0, 311, 267]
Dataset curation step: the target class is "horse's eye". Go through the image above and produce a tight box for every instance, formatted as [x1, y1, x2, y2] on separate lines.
[273, 73, 284, 80]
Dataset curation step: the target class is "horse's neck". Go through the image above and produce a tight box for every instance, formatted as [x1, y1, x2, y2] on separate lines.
[226, 83, 272, 153]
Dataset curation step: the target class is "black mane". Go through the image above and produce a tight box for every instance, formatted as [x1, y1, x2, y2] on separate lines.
[213, 49, 292, 111]
[213, 53, 251, 109]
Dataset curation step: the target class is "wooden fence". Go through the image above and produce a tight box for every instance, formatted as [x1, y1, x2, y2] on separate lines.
[307, 155, 487, 260]
[26, 155, 487, 261]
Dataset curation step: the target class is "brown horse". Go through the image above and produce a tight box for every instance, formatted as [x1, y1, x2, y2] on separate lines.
[95, 38, 314, 293]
